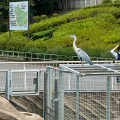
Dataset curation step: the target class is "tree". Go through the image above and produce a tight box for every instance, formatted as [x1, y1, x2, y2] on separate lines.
[34, 0, 56, 15]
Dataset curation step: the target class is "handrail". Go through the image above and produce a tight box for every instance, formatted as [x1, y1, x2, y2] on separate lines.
[0, 50, 113, 61]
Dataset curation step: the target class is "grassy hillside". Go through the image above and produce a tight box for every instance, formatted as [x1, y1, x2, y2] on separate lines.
[1, 2, 120, 59]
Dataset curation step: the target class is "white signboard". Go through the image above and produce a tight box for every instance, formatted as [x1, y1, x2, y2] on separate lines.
[9, 1, 28, 30]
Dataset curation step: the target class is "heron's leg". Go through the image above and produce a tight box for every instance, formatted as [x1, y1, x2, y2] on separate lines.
[81, 60, 83, 74]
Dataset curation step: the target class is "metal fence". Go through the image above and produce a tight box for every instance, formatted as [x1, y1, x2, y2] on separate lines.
[0, 61, 120, 119]
[0, 50, 113, 62]
[44, 63, 120, 120]
[0, 61, 114, 95]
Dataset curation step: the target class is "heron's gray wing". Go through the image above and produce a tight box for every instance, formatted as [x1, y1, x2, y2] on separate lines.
[77, 49, 93, 65]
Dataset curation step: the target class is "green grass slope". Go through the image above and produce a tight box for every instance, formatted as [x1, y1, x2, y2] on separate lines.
[1, 3, 120, 59]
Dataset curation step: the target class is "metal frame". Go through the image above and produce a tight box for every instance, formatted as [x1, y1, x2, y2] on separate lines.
[44, 63, 120, 120]
[6, 69, 40, 100]
[59, 63, 120, 120]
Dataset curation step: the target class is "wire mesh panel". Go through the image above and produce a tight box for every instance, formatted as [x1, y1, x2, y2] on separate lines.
[110, 91, 120, 119]
[0, 70, 8, 92]
[106, 77, 120, 120]
[111, 76, 120, 90]
[10, 69, 40, 96]
[64, 76, 120, 120]
[62, 74, 108, 120]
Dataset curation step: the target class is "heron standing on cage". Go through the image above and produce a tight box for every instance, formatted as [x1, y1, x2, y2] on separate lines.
[70, 34, 93, 73]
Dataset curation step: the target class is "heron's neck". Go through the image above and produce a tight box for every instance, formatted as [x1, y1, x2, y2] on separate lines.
[73, 37, 78, 50]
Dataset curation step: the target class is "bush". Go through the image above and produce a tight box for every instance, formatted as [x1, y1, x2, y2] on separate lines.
[112, 9, 120, 19]
[33, 16, 41, 23]
[114, 0, 120, 4]
[24, 40, 48, 53]
[40, 15, 48, 20]
[52, 13, 58, 17]
[7, 33, 28, 51]
[31, 27, 57, 40]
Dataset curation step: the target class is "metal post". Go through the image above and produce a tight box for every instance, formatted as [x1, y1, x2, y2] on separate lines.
[54, 77, 59, 120]
[49, 68, 53, 120]
[59, 71, 64, 120]
[24, 66, 27, 90]
[46, 67, 53, 120]
[44, 72, 48, 120]
[76, 75, 79, 120]
[106, 76, 111, 120]
[37, 71, 40, 93]
[35, 71, 40, 93]
[5, 71, 10, 100]
[10, 72, 12, 100]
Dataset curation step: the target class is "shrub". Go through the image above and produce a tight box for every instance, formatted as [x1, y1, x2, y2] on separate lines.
[33, 15, 41, 22]
[114, 0, 120, 4]
[117, 18, 120, 24]
[24, 40, 48, 53]
[7, 33, 28, 51]
[52, 13, 58, 17]
[40, 15, 48, 20]
[31, 27, 57, 40]
[112, 9, 120, 19]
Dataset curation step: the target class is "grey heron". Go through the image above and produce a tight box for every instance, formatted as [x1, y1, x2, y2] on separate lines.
[70, 34, 93, 72]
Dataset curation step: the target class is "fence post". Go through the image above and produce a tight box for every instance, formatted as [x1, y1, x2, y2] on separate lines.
[106, 76, 111, 120]
[54, 77, 59, 120]
[44, 72, 48, 120]
[5, 71, 10, 100]
[76, 75, 80, 120]
[59, 71, 64, 120]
